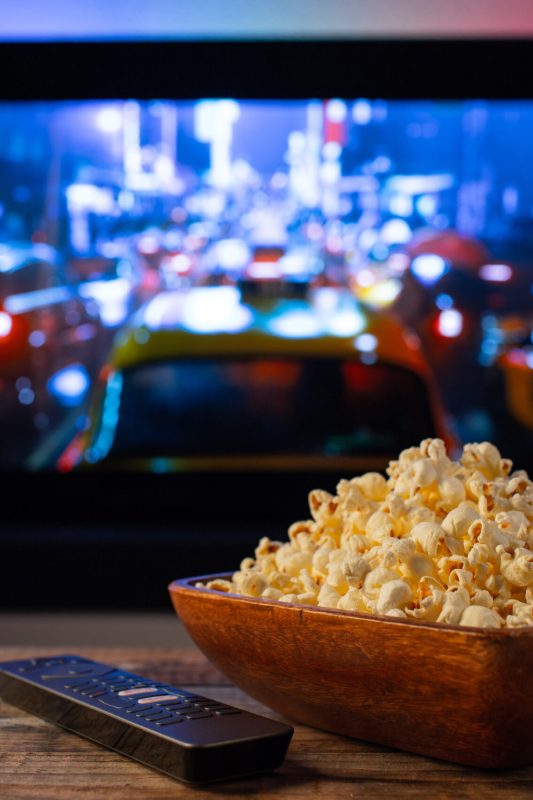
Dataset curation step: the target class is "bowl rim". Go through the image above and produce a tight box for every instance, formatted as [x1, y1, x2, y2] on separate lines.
[169, 573, 533, 639]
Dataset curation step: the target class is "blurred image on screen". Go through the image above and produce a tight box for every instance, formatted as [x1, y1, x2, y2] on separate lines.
[1, 98, 532, 472]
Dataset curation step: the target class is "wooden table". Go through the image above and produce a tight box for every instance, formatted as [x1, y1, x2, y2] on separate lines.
[1, 647, 533, 799]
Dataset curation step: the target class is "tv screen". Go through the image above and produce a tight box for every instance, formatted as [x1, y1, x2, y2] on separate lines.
[2, 39, 532, 607]
[1, 95, 533, 474]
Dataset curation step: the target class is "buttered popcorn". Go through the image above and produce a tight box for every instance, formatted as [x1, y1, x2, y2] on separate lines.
[203, 439, 533, 629]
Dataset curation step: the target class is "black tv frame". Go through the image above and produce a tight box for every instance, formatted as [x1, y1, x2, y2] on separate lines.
[2, 39, 533, 608]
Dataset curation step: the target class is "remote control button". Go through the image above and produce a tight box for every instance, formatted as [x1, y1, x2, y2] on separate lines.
[137, 694, 180, 704]
[149, 696, 188, 706]
[144, 712, 174, 722]
[154, 717, 184, 726]
[67, 681, 97, 691]
[97, 694, 135, 710]
[118, 687, 159, 697]
[78, 685, 105, 696]
[214, 709, 242, 716]
[131, 707, 156, 717]
[164, 703, 197, 712]
[182, 711, 213, 720]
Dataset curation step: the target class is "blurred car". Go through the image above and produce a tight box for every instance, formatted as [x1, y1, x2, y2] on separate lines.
[0, 241, 105, 463]
[59, 284, 452, 473]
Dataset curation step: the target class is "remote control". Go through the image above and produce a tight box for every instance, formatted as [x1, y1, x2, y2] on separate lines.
[0, 655, 293, 783]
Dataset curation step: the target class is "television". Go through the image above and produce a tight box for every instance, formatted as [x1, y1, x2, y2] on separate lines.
[2, 40, 533, 607]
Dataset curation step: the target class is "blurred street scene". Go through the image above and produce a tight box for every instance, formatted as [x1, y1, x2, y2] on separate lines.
[1, 99, 533, 471]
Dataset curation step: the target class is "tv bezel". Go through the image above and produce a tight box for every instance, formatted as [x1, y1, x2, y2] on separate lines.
[1, 39, 533, 589]
[2, 39, 533, 100]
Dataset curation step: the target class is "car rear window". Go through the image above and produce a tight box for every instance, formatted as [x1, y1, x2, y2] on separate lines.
[103, 358, 437, 460]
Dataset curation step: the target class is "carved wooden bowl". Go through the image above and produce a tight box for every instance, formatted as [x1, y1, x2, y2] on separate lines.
[169, 574, 533, 769]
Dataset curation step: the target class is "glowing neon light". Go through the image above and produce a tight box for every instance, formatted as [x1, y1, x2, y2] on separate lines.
[352, 100, 372, 125]
[380, 218, 412, 245]
[182, 288, 253, 334]
[0, 310, 12, 337]
[78, 278, 131, 327]
[411, 254, 448, 285]
[328, 309, 366, 337]
[96, 106, 122, 133]
[387, 174, 454, 194]
[359, 279, 402, 308]
[246, 262, 281, 280]
[28, 329, 46, 347]
[137, 234, 160, 255]
[479, 263, 513, 282]
[437, 309, 463, 338]
[268, 310, 322, 339]
[416, 194, 438, 216]
[18, 387, 35, 405]
[389, 193, 413, 217]
[211, 239, 249, 270]
[436, 293, 453, 310]
[48, 364, 90, 406]
[355, 333, 378, 352]
[87, 372, 123, 463]
[4, 286, 72, 314]
[326, 99, 347, 123]
[355, 269, 376, 288]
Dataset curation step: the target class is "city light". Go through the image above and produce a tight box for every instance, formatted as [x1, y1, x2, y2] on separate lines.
[355, 333, 378, 352]
[326, 99, 347, 123]
[352, 100, 372, 125]
[436, 293, 454, 310]
[436, 309, 464, 338]
[268, 309, 322, 339]
[0, 310, 12, 337]
[380, 218, 412, 245]
[96, 106, 123, 133]
[47, 365, 90, 406]
[479, 263, 513, 282]
[411, 254, 448, 285]
[328, 309, 366, 337]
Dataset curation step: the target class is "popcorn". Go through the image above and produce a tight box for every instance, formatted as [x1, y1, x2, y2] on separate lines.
[203, 439, 533, 629]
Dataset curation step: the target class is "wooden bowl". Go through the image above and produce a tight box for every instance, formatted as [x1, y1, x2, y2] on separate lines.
[169, 574, 533, 769]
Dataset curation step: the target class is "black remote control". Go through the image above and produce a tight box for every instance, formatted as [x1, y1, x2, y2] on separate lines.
[0, 655, 293, 783]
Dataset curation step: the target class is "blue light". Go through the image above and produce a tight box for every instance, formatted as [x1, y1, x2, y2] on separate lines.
[18, 387, 35, 405]
[47, 364, 90, 407]
[436, 293, 453, 310]
[28, 329, 46, 347]
[411, 254, 448, 285]
[87, 372, 123, 463]
[352, 100, 372, 125]
[355, 333, 378, 353]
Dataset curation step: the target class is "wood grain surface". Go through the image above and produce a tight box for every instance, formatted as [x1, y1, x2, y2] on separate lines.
[170, 577, 533, 769]
[1, 646, 533, 800]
